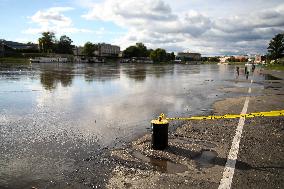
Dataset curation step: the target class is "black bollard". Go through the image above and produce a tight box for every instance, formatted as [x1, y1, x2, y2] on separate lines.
[151, 114, 168, 150]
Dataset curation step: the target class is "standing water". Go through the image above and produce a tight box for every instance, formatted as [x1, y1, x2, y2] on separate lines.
[0, 63, 263, 188]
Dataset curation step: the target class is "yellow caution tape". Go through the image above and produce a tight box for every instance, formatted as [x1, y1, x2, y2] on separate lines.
[161, 110, 284, 121]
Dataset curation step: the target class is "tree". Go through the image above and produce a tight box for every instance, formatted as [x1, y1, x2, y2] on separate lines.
[56, 35, 73, 54]
[38, 32, 56, 53]
[227, 56, 235, 62]
[82, 42, 97, 57]
[123, 43, 148, 58]
[135, 42, 148, 57]
[211, 57, 220, 62]
[147, 49, 154, 57]
[150, 48, 167, 62]
[267, 33, 284, 60]
[123, 45, 139, 58]
[167, 52, 175, 60]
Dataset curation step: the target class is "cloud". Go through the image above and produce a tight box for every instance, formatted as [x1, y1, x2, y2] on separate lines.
[81, 0, 284, 55]
[82, 0, 215, 51]
[30, 7, 73, 27]
[82, 0, 176, 23]
[23, 7, 92, 35]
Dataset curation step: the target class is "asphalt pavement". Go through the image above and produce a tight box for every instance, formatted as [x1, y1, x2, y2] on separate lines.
[107, 69, 284, 189]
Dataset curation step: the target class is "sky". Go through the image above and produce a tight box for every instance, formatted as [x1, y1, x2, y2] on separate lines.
[0, 0, 284, 56]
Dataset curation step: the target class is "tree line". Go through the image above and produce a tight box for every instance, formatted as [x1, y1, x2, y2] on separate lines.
[123, 43, 175, 62]
[22, 31, 284, 64]
[37, 32, 176, 62]
[38, 32, 73, 54]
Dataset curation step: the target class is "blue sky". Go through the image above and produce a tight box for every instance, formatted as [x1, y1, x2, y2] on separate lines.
[0, 0, 284, 55]
[0, 0, 126, 45]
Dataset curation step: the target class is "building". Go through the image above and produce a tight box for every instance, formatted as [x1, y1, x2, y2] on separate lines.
[234, 55, 248, 62]
[254, 55, 265, 64]
[176, 52, 201, 61]
[73, 43, 120, 57]
[72, 46, 84, 56]
[97, 43, 120, 57]
[219, 56, 231, 63]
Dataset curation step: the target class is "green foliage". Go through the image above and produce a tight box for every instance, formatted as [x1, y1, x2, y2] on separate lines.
[202, 57, 221, 63]
[135, 43, 148, 57]
[123, 43, 149, 58]
[123, 45, 138, 58]
[82, 42, 97, 57]
[267, 33, 284, 60]
[227, 56, 235, 62]
[38, 32, 74, 54]
[56, 35, 73, 54]
[123, 43, 175, 63]
[168, 52, 175, 60]
[38, 32, 56, 53]
[0, 57, 29, 64]
[208, 57, 220, 62]
[150, 48, 167, 62]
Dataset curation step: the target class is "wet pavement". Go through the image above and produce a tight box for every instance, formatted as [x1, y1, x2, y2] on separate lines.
[0, 63, 283, 188]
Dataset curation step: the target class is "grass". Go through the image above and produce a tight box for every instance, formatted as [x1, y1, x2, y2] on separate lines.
[264, 64, 284, 71]
[264, 57, 284, 71]
[0, 57, 30, 64]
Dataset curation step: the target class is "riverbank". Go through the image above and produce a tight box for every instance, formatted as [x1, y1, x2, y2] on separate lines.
[0, 57, 30, 64]
[264, 64, 284, 71]
[106, 68, 284, 188]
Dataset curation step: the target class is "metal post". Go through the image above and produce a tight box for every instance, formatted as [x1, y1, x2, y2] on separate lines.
[151, 114, 168, 150]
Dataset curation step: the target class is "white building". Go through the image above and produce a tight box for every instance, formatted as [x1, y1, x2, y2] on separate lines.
[72, 46, 84, 56]
[219, 56, 230, 63]
[97, 43, 120, 57]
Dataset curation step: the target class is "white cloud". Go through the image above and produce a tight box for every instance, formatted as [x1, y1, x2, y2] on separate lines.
[23, 6, 92, 35]
[82, 0, 284, 55]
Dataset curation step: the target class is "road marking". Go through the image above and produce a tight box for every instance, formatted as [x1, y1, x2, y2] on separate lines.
[218, 81, 253, 189]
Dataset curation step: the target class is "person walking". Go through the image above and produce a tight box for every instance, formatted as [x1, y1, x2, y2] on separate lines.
[246, 69, 249, 80]
[236, 66, 240, 76]
[252, 63, 256, 72]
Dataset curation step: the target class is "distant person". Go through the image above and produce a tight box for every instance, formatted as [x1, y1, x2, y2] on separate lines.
[246, 70, 249, 80]
[252, 64, 256, 72]
[236, 66, 240, 76]
[245, 66, 247, 75]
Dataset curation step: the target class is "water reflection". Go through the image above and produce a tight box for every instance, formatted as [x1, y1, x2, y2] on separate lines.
[84, 64, 120, 82]
[37, 63, 177, 90]
[122, 64, 147, 81]
[40, 64, 74, 90]
[148, 64, 174, 78]
[175, 64, 201, 75]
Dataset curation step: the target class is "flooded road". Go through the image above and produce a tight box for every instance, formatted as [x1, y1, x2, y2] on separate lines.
[0, 63, 266, 188]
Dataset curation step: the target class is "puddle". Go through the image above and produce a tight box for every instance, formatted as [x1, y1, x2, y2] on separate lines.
[263, 74, 282, 80]
[265, 86, 282, 89]
[170, 137, 217, 149]
[193, 150, 218, 169]
[132, 151, 188, 174]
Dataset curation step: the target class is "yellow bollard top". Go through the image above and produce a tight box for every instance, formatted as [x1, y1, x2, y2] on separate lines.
[151, 113, 169, 124]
